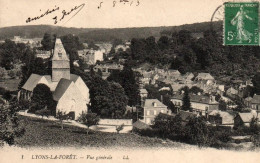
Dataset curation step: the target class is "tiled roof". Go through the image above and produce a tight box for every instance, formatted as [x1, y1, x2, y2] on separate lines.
[140, 89, 148, 94]
[227, 87, 238, 95]
[172, 94, 218, 104]
[22, 74, 42, 91]
[70, 74, 80, 82]
[144, 99, 167, 108]
[52, 38, 69, 61]
[133, 120, 151, 130]
[251, 95, 260, 104]
[53, 79, 72, 101]
[196, 73, 214, 80]
[209, 110, 234, 124]
[237, 112, 257, 123]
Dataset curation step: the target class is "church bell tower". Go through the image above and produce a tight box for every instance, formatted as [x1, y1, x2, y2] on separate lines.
[52, 38, 70, 82]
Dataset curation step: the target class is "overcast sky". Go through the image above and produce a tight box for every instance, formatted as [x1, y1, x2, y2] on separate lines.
[0, 0, 225, 28]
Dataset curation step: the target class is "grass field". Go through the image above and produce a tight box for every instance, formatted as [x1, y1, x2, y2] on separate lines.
[14, 115, 196, 149]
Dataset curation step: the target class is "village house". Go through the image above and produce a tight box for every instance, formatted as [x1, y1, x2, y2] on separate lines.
[251, 94, 260, 111]
[114, 44, 130, 53]
[12, 36, 42, 48]
[77, 49, 103, 65]
[166, 69, 181, 80]
[244, 96, 253, 107]
[18, 38, 90, 120]
[140, 88, 148, 99]
[96, 43, 113, 54]
[36, 50, 51, 59]
[194, 73, 215, 85]
[171, 94, 219, 116]
[143, 99, 169, 125]
[226, 87, 239, 98]
[170, 83, 193, 94]
[208, 110, 234, 126]
[93, 63, 124, 79]
[234, 112, 259, 128]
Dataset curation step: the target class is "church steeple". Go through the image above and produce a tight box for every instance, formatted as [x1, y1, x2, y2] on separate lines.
[52, 38, 70, 82]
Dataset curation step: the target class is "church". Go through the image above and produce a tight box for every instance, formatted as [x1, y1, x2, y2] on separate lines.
[18, 38, 90, 120]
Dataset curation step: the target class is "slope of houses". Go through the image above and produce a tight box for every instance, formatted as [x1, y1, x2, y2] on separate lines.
[93, 63, 124, 79]
[171, 94, 219, 116]
[18, 38, 90, 120]
[77, 49, 104, 65]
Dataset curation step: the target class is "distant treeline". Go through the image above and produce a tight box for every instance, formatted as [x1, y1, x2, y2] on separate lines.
[0, 21, 222, 42]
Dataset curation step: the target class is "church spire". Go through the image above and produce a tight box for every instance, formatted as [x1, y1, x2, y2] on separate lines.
[52, 38, 70, 82]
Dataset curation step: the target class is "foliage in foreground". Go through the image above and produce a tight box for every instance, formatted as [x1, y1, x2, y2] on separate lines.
[78, 112, 100, 135]
[0, 103, 25, 146]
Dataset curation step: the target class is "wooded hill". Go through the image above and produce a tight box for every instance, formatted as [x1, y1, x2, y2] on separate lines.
[0, 21, 222, 42]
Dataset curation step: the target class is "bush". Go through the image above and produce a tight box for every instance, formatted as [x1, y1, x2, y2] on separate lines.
[133, 128, 158, 137]
[35, 107, 51, 118]
[116, 124, 124, 133]
[252, 134, 260, 147]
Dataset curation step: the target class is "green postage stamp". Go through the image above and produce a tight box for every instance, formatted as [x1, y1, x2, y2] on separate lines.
[224, 2, 259, 45]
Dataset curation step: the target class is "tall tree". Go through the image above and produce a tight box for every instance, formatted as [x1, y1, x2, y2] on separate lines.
[107, 63, 141, 106]
[182, 86, 191, 112]
[78, 112, 100, 135]
[252, 72, 260, 94]
[41, 33, 56, 50]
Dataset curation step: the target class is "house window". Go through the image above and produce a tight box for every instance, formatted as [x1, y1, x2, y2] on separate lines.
[154, 110, 157, 115]
[161, 110, 164, 113]
[147, 110, 150, 116]
[178, 102, 180, 106]
[58, 53, 62, 58]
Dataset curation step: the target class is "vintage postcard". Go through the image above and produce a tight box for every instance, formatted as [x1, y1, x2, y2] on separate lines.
[0, 0, 260, 162]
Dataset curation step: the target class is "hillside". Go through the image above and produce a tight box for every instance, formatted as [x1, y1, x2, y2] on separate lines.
[0, 21, 222, 42]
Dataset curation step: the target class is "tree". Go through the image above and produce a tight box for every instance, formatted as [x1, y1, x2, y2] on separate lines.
[107, 63, 141, 106]
[182, 86, 191, 112]
[78, 112, 100, 135]
[219, 100, 227, 111]
[250, 117, 259, 134]
[56, 111, 67, 130]
[35, 106, 51, 119]
[116, 124, 124, 134]
[153, 113, 173, 138]
[190, 86, 203, 95]
[41, 33, 55, 50]
[31, 84, 55, 114]
[0, 103, 25, 146]
[185, 117, 211, 147]
[252, 72, 260, 94]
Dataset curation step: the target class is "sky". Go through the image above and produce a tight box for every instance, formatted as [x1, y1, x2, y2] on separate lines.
[0, 0, 226, 28]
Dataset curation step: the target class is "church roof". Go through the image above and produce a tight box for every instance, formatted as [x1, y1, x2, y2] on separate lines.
[70, 74, 80, 82]
[52, 38, 69, 61]
[22, 74, 43, 91]
[53, 78, 73, 101]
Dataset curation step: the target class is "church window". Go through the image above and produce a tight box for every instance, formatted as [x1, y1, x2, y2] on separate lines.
[58, 53, 62, 58]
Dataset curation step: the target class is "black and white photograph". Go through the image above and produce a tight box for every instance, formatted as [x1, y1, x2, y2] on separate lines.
[0, 0, 260, 162]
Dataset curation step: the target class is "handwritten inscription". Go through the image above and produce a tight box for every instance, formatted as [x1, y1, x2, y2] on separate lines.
[25, 0, 141, 24]
[26, 3, 85, 25]
[26, 6, 60, 23]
